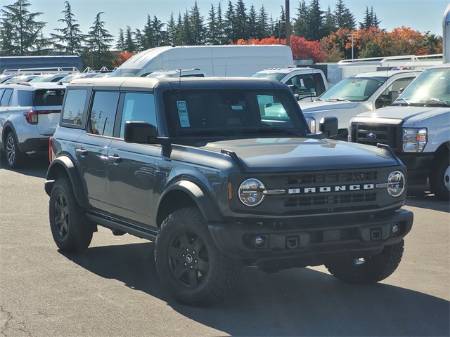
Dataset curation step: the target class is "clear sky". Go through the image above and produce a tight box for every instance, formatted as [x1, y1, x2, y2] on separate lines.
[8, 0, 449, 38]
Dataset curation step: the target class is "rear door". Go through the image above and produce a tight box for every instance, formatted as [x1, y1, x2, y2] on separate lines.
[33, 88, 65, 136]
[105, 91, 163, 225]
[76, 90, 120, 211]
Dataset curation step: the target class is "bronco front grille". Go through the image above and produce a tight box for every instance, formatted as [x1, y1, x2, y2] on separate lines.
[255, 169, 383, 216]
[352, 123, 400, 150]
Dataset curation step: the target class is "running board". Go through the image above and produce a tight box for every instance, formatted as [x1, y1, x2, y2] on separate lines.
[86, 212, 158, 241]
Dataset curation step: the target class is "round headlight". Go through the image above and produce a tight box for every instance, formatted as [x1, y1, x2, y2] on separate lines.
[387, 171, 405, 197]
[238, 178, 266, 207]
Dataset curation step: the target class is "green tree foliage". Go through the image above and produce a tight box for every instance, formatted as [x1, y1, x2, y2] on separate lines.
[85, 12, 113, 68]
[256, 5, 269, 39]
[335, 0, 355, 30]
[293, 0, 308, 37]
[0, 0, 46, 55]
[190, 2, 205, 44]
[305, 0, 322, 40]
[124, 26, 135, 52]
[51, 1, 84, 54]
[116, 28, 125, 50]
[322, 6, 336, 36]
[360, 6, 380, 29]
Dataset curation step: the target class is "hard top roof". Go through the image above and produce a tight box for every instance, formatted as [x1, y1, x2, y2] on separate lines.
[68, 76, 288, 90]
[353, 69, 422, 79]
[0, 82, 66, 90]
[256, 67, 320, 74]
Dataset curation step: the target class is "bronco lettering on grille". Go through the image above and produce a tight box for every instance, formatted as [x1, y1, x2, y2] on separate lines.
[287, 183, 375, 195]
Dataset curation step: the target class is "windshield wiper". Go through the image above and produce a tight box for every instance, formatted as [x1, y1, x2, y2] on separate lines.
[392, 97, 410, 106]
[252, 126, 304, 137]
[325, 98, 350, 102]
[420, 98, 450, 107]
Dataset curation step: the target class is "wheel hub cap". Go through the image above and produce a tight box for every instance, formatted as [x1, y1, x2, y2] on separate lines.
[5, 135, 15, 166]
[168, 232, 209, 288]
[444, 166, 450, 192]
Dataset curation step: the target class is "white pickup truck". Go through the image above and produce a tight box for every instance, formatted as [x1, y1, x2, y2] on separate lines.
[301, 70, 421, 138]
[252, 67, 328, 100]
[350, 65, 450, 200]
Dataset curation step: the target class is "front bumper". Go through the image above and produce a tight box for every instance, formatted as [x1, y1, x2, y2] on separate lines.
[208, 209, 413, 268]
[398, 153, 433, 187]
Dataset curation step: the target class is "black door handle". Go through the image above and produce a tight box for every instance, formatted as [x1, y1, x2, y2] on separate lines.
[108, 154, 122, 163]
[76, 148, 88, 156]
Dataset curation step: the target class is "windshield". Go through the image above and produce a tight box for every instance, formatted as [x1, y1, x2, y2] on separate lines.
[394, 68, 450, 107]
[320, 77, 386, 102]
[164, 89, 307, 138]
[252, 72, 287, 82]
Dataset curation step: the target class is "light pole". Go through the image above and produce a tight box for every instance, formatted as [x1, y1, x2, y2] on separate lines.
[285, 0, 291, 46]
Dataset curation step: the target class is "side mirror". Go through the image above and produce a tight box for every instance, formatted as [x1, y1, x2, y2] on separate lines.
[124, 122, 158, 144]
[319, 117, 338, 138]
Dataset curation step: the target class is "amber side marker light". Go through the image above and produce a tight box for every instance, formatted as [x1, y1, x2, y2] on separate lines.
[227, 182, 233, 201]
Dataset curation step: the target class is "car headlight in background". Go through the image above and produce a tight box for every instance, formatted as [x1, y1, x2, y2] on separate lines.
[402, 128, 427, 152]
[387, 171, 405, 197]
[305, 117, 316, 133]
[238, 178, 266, 207]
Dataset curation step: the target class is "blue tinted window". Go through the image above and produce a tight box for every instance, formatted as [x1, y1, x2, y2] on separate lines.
[120, 93, 156, 138]
[62, 90, 87, 126]
[89, 91, 120, 137]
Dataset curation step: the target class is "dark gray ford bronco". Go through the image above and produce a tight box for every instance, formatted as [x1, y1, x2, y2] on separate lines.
[45, 77, 413, 305]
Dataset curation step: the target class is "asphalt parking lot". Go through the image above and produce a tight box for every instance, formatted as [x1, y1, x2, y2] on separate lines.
[0, 158, 449, 337]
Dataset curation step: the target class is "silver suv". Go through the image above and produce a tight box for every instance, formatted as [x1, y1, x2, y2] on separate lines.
[0, 82, 66, 168]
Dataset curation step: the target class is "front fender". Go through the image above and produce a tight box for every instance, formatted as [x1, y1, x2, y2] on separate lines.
[45, 156, 88, 208]
[159, 179, 223, 223]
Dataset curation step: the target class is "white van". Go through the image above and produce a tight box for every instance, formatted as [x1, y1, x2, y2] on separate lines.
[113, 45, 294, 77]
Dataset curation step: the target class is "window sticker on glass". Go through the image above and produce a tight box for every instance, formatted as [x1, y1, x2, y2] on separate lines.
[176, 100, 190, 128]
[231, 104, 244, 111]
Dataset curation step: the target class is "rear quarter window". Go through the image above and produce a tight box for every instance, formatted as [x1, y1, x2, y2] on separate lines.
[61, 89, 88, 127]
[33, 89, 65, 106]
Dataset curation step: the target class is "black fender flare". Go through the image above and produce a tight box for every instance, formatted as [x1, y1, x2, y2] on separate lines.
[157, 179, 223, 224]
[45, 156, 89, 208]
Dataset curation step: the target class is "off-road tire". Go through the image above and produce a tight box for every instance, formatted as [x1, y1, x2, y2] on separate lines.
[3, 131, 24, 169]
[430, 152, 450, 201]
[49, 179, 93, 253]
[155, 207, 238, 305]
[325, 240, 404, 284]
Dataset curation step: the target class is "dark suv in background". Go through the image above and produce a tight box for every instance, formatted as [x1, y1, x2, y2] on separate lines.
[45, 77, 413, 305]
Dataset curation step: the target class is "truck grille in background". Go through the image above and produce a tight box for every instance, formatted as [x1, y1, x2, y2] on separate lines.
[352, 123, 399, 150]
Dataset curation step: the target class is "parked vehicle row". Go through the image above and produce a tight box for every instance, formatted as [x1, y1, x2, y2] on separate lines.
[45, 76, 413, 305]
[0, 82, 66, 168]
[351, 65, 450, 200]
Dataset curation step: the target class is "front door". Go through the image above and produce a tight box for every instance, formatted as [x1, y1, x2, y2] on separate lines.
[76, 90, 120, 211]
[105, 92, 164, 226]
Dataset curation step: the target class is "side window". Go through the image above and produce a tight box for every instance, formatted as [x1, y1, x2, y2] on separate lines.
[286, 74, 318, 97]
[257, 94, 291, 125]
[376, 77, 415, 108]
[0, 89, 4, 103]
[62, 89, 88, 126]
[313, 73, 326, 95]
[119, 92, 156, 138]
[89, 91, 120, 137]
[0, 89, 13, 107]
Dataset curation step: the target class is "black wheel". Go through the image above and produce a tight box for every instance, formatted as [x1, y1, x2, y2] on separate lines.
[4, 131, 24, 169]
[155, 207, 238, 305]
[325, 240, 404, 284]
[430, 152, 450, 201]
[49, 179, 93, 253]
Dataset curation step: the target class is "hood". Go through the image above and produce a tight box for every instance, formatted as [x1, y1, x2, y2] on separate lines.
[356, 105, 450, 123]
[199, 138, 399, 172]
[300, 100, 360, 113]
